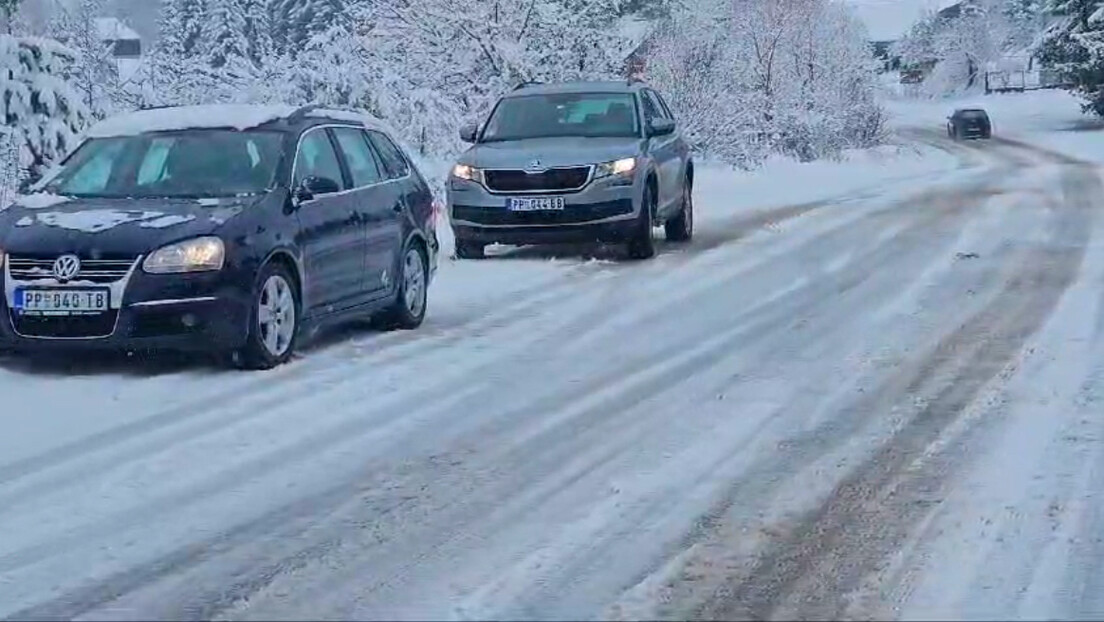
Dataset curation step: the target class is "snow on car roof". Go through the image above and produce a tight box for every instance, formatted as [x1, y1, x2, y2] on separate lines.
[85, 104, 301, 138]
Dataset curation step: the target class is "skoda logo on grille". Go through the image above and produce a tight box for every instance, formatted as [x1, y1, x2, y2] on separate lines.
[526, 159, 544, 173]
[52, 254, 81, 282]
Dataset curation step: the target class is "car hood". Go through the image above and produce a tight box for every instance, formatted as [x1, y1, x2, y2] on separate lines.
[0, 193, 259, 257]
[460, 136, 644, 169]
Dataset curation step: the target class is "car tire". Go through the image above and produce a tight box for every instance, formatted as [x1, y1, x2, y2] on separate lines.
[234, 262, 300, 370]
[455, 239, 485, 260]
[627, 183, 657, 260]
[376, 241, 429, 330]
[665, 178, 694, 243]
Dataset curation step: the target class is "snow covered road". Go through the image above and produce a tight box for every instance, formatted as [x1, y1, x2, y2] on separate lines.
[4, 119, 1104, 620]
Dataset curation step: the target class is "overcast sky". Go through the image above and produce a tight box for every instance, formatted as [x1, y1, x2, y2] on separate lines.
[846, 0, 957, 40]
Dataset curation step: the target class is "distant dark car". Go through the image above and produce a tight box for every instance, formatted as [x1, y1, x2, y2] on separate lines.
[0, 104, 439, 369]
[947, 108, 992, 140]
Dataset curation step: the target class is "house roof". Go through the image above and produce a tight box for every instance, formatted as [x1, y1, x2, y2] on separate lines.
[94, 17, 140, 42]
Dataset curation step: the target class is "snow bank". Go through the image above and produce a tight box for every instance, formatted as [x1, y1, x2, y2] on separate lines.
[86, 104, 300, 138]
[691, 143, 961, 223]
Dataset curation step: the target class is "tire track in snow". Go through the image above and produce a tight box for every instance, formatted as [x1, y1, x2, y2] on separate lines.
[683, 162, 1098, 621]
[0, 151, 1012, 621]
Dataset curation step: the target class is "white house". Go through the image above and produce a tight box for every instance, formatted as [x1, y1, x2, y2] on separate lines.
[94, 17, 142, 81]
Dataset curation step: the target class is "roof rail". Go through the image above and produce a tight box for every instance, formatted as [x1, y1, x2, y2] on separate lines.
[288, 103, 328, 122]
[289, 103, 373, 122]
[512, 80, 543, 91]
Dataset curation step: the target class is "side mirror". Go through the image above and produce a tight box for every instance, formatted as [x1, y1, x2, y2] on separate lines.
[459, 123, 479, 144]
[296, 175, 341, 204]
[647, 118, 676, 137]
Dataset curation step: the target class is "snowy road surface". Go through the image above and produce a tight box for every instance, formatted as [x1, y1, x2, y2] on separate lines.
[5, 103, 1104, 619]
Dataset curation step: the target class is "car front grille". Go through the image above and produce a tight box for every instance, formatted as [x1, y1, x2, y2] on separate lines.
[7, 256, 137, 283]
[452, 199, 633, 226]
[483, 167, 592, 193]
[10, 310, 119, 338]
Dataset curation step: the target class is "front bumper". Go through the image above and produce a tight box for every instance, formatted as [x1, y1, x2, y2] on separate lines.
[447, 172, 640, 246]
[1, 258, 251, 352]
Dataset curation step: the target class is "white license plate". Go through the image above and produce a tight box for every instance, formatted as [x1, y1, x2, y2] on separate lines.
[507, 196, 565, 211]
[14, 288, 110, 315]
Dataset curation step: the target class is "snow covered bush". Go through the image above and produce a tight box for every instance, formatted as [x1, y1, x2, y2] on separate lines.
[645, 0, 885, 165]
[1036, 0, 1104, 115]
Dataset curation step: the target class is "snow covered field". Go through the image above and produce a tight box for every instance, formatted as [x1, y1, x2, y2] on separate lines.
[4, 91, 1104, 619]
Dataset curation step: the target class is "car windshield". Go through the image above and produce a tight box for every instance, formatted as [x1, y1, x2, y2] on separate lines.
[962, 110, 987, 119]
[481, 92, 640, 141]
[40, 129, 284, 199]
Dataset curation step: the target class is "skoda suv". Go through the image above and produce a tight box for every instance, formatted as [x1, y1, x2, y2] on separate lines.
[447, 80, 694, 260]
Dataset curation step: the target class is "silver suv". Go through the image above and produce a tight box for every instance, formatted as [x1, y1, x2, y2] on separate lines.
[447, 80, 694, 260]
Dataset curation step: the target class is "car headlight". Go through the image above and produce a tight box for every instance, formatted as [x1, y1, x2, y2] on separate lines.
[451, 164, 484, 184]
[143, 236, 225, 274]
[595, 157, 637, 179]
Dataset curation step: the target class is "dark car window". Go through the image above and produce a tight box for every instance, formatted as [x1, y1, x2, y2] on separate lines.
[643, 90, 669, 121]
[962, 110, 988, 120]
[295, 129, 347, 190]
[333, 127, 383, 187]
[44, 130, 282, 198]
[481, 92, 640, 141]
[653, 90, 675, 119]
[366, 131, 409, 180]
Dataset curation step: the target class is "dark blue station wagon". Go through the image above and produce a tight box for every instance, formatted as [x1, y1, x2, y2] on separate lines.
[0, 104, 439, 368]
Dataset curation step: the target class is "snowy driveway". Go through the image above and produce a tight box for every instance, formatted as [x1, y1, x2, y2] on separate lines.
[3, 126, 1104, 620]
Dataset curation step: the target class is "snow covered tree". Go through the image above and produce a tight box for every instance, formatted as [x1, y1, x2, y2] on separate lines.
[159, 0, 208, 59]
[0, 0, 21, 34]
[644, 0, 883, 165]
[242, 0, 272, 63]
[47, 0, 116, 117]
[204, 0, 248, 69]
[1036, 0, 1104, 113]
[271, 0, 347, 55]
[0, 35, 91, 178]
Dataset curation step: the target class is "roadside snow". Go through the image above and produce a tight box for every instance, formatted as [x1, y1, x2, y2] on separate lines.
[86, 104, 299, 138]
[32, 210, 163, 233]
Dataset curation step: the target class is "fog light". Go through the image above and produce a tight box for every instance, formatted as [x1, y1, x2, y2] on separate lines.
[181, 313, 198, 328]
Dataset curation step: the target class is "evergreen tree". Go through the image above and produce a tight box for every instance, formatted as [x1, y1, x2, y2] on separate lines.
[271, 0, 347, 55]
[205, 0, 248, 68]
[0, 35, 91, 178]
[1036, 0, 1104, 114]
[159, 0, 208, 58]
[242, 0, 272, 63]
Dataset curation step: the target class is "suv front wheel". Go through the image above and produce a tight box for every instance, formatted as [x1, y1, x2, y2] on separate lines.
[665, 180, 693, 242]
[627, 183, 658, 260]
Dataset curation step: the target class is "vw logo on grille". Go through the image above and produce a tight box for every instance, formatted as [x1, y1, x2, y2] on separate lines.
[52, 254, 81, 281]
